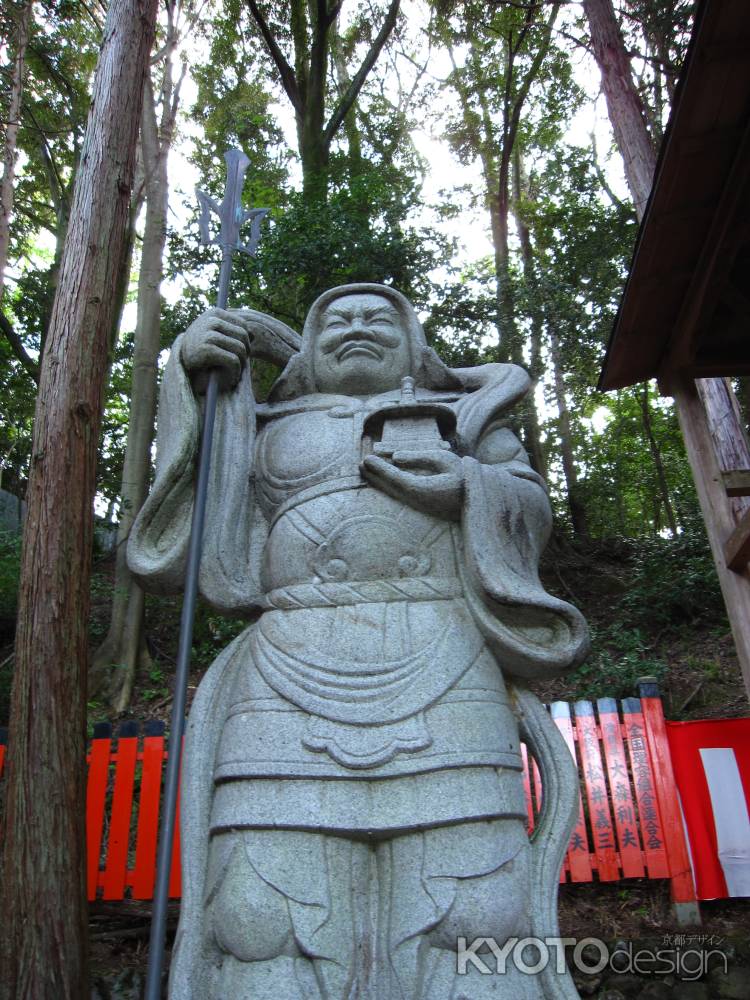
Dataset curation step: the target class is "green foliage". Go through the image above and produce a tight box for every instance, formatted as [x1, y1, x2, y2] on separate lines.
[192, 611, 246, 665]
[423, 263, 498, 367]
[0, 531, 21, 635]
[619, 517, 725, 631]
[0, 532, 21, 724]
[569, 624, 667, 701]
[141, 666, 169, 702]
[257, 179, 449, 321]
[567, 518, 724, 700]
[0, 339, 37, 498]
[563, 388, 696, 539]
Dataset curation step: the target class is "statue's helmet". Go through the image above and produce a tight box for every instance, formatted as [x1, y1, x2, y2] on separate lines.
[268, 283, 460, 401]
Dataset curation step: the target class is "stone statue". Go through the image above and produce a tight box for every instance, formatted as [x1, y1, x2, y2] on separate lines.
[129, 283, 589, 999]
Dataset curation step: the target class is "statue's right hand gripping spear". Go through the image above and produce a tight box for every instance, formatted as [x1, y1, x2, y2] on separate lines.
[145, 149, 268, 1000]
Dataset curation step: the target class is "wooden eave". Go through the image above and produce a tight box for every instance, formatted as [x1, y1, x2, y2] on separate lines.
[599, 0, 750, 392]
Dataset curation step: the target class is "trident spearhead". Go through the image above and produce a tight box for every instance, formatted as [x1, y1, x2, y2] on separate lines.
[196, 148, 269, 257]
[196, 148, 270, 309]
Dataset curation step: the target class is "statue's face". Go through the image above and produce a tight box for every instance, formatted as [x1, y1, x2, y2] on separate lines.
[312, 293, 412, 395]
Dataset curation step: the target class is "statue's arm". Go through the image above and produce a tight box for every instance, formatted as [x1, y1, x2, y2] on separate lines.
[128, 308, 301, 613]
[180, 306, 302, 393]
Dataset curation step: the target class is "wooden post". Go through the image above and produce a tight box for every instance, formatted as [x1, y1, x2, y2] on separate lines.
[696, 378, 750, 520]
[638, 679, 700, 926]
[668, 373, 750, 698]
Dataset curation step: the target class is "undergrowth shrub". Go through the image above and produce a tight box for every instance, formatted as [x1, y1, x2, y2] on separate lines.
[569, 624, 667, 700]
[0, 531, 21, 724]
[192, 611, 246, 665]
[620, 516, 724, 631]
[566, 516, 722, 699]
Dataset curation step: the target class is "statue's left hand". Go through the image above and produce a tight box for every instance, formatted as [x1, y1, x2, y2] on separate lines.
[361, 450, 463, 519]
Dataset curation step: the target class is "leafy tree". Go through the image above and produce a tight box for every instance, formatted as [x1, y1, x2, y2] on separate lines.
[432, 0, 581, 475]
[172, 0, 447, 329]
[0, 0, 34, 303]
[240, 0, 401, 201]
[0, 1, 102, 375]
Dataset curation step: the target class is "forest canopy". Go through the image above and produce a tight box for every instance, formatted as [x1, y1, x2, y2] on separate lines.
[0, 0, 701, 532]
[0, 0, 737, 716]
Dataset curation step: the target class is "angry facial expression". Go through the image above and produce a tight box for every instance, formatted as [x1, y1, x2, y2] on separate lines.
[312, 293, 412, 395]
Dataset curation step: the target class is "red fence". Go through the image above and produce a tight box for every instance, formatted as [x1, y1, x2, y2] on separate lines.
[0, 683, 698, 916]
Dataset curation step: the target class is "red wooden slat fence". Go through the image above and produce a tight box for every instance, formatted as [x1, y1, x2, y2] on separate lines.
[0, 683, 698, 918]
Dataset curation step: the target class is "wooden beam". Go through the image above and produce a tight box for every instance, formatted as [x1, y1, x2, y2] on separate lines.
[688, 357, 750, 378]
[674, 126, 743, 157]
[671, 119, 750, 361]
[722, 470, 750, 498]
[650, 205, 715, 230]
[666, 372, 750, 700]
[726, 507, 750, 572]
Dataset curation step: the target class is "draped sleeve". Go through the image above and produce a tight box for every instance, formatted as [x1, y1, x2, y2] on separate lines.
[127, 332, 266, 615]
[452, 363, 590, 679]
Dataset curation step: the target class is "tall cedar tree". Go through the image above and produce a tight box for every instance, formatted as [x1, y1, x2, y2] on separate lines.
[91, 1, 188, 712]
[0, 0, 158, 996]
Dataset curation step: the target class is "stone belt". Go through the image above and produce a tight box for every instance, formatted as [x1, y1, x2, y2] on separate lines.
[259, 575, 463, 610]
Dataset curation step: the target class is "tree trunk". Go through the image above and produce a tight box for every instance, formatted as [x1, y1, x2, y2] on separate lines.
[582, 0, 657, 222]
[91, 54, 180, 712]
[549, 322, 589, 539]
[0, 2, 157, 997]
[330, 18, 364, 183]
[639, 382, 678, 535]
[512, 147, 547, 479]
[248, 0, 400, 205]
[0, 0, 34, 302]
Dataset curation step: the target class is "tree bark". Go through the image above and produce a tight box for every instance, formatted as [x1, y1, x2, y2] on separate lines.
[0, 0, 34, 302]
[0, 2, 157, 997]
[582, 0, 657, 222]
[91, 20, 183, 712]
[512, 147, 547, 479]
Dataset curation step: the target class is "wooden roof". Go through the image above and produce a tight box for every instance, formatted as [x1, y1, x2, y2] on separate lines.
[599, 0, 750, 391]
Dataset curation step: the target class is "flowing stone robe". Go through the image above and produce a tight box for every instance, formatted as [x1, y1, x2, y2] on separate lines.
[129, 284, 589, 999]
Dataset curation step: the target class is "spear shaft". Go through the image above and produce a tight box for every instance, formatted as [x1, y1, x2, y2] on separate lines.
[144, 149, 266, 999]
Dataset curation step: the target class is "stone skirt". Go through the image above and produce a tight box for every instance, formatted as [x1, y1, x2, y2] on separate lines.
[210, 598, 525, 836]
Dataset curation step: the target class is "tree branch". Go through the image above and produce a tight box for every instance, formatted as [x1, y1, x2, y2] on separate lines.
[590, 131, 629, 211]
[245, 0, 303, 115]
[325, 0, 344, 28]
[323, 0, 400, 145]
[0, 310, 39, 382]
[513, 1, 559, 118]
[24, 103, 68, 219]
